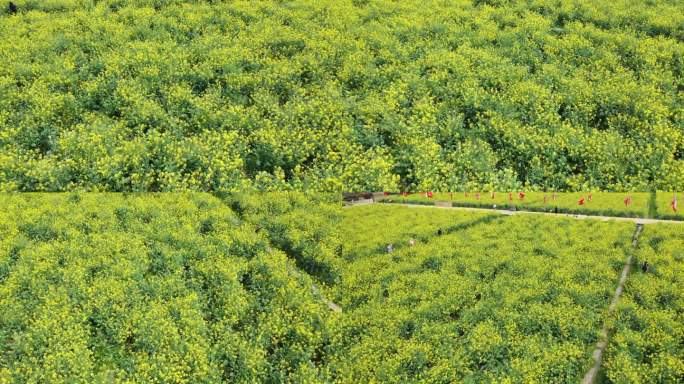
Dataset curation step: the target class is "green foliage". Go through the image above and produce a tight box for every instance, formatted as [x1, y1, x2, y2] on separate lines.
[0, 193, 336, 383]
[603, 225, 684, 383]
[223, 191, 343, 285]
[330, 204, 634, 382]
[0, 0, 683, 191]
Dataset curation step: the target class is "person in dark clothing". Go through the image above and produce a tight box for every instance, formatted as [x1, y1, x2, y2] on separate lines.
[8, 2, 17, 14]
[642, 261, 650, 273]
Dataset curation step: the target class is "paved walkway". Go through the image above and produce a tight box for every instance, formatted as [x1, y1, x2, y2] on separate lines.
[350, 202, 684, 225]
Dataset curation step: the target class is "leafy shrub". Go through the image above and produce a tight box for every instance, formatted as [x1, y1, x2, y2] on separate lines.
[0, 193, 335, 383]
[603, 224, 684, 383]
[0, 0, 683, 191]
[330, 204, 634, 382]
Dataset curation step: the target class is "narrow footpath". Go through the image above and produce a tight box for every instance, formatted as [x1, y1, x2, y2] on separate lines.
[581, 224, 643, 384]
[349, 202, 684, 225]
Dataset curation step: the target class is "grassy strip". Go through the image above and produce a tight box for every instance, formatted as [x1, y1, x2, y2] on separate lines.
[379, 192, 663, 219]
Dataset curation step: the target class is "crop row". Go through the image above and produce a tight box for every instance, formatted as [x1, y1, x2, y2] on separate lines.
[338, 204, 497, 260]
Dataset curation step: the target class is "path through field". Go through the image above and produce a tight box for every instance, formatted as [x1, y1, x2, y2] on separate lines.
[352, 202, 684, 225]
[346, 202, 677, 382]
[582, 224, 643, 384]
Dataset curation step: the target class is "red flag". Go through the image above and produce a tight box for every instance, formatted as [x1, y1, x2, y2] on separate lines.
[624, 196, 631, 206]
[518, 192, 525, 200]
[383, 191, 389, 196]
[578, 197, 585, 206]
[672, 195, 678, 212]
[509, 192, 513, 201]
[427, 191, 433, 198]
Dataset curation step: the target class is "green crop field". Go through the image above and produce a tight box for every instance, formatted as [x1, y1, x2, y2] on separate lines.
[1, 0, 683, 192]
[331, 204, 635, 382]
[0, 193, 340, 383]
[603, 224, 684, 383]
[3, 196, 682, 383]
[1, 0, 683, 382]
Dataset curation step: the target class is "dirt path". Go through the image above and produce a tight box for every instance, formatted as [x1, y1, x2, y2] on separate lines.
[311, 282, 342, 313]
[581, 224, 643, 384]
[270, 246, 343, 313]
[352, 202, 684, 225]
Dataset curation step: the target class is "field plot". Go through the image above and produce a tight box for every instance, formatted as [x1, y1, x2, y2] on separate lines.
[1, 196, 680, 383]
[603, 224, 684, 383]
[338, 204, 497, 259]
[329, 205, 634, 382]
[1, 0, 684, 192]
[0, 193, 335, 383]
[221, 191, 343, 285]
[381, 192, 653, 218]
